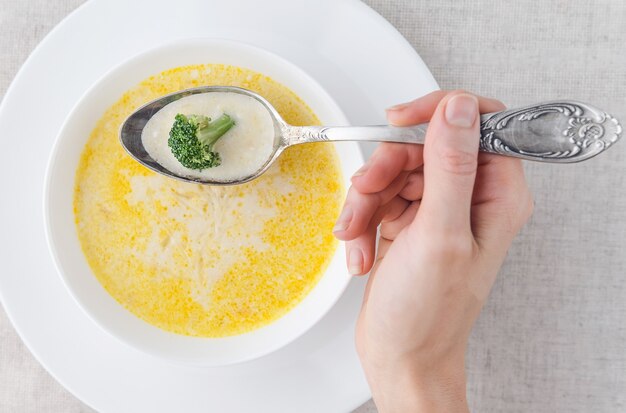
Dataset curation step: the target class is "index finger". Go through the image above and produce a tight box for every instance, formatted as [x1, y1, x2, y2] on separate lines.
[352, 91, 506, 194]
[351, 143, 423, 194]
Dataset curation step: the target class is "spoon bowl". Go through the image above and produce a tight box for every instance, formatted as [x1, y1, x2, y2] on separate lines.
[121, 87, 623, 185]
[120, 86, 286, 185]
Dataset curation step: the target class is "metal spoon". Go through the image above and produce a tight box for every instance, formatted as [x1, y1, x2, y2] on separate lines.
[120, 86, 622, 185]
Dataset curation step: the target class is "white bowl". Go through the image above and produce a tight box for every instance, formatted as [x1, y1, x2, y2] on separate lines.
[44, 38, 362, 366]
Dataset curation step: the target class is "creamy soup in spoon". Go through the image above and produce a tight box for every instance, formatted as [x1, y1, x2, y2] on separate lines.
[142, 92, 276, 182]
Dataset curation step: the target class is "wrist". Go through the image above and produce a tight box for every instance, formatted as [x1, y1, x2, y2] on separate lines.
[364, 354, 469, 413]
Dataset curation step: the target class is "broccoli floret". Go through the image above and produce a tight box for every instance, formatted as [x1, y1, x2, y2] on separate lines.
[168, 113, 235, 170]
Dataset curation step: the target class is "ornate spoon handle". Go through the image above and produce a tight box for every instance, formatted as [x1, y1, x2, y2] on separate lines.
[285, 101, 622, 163]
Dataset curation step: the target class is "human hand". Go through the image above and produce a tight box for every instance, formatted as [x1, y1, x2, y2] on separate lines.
[333, 91, 533, 412]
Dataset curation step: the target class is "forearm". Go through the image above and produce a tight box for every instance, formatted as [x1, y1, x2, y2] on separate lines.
[365, 357, 469, 413]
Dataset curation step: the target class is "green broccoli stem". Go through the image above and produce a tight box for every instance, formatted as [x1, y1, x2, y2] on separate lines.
[196, 114, 235, 149]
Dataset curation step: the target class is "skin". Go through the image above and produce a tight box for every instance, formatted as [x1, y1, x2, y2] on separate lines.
[333, 90, 533, 412]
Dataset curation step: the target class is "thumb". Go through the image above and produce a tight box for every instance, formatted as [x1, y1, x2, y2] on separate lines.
[418, 92, 480, 233]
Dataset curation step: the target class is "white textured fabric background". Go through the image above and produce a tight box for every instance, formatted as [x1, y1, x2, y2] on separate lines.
[1, 1, 625, 412]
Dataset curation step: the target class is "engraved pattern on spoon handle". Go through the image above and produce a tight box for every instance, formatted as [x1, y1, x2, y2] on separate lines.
[285, 101, 622, 164]
[479, 101, 622, 163]
[284, 124, 430, 145]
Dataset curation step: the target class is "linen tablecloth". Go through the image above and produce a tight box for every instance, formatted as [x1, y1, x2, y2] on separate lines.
[1, 1, 625, 411]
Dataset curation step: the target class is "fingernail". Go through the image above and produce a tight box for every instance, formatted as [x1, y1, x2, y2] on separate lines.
[333, 207, 353, 233]
[352, 160, 371, 178]
[445, 94, 478, 128]
[348, 248, 364, 275]
[386, 100, 413, 112]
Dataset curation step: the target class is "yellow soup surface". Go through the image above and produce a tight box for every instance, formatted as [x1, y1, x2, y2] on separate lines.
[74, 64, 343, 337]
